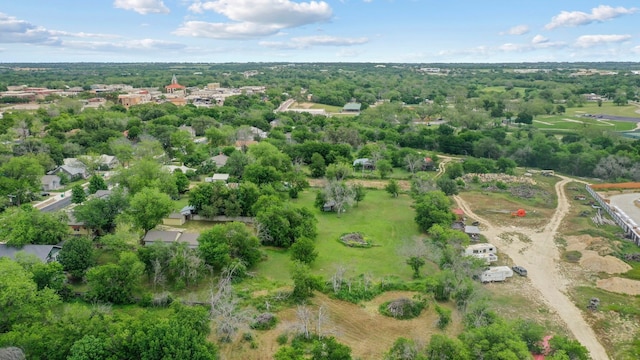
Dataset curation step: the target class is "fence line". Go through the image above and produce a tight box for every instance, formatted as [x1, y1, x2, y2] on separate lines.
[585, 184, 640, 245]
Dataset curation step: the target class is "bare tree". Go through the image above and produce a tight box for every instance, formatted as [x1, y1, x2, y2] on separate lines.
[404, 153, 424, 174]
[209, 265, 251, 342]
[296, 305, 313, 340]
[324, 180, 356, 215]
[331, 265, 348, 293]
[152, 258, 165, 292]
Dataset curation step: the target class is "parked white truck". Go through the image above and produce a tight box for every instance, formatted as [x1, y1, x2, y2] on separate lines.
[480, 266, 513, 283]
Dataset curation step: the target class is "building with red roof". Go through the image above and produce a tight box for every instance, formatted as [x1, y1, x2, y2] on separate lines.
[165, 74, 185, 94]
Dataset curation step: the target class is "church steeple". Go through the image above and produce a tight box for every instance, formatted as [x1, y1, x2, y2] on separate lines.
[171, 74, 178, 84]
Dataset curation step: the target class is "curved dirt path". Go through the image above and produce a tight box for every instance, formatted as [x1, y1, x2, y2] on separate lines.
[454, 175, 609, 360]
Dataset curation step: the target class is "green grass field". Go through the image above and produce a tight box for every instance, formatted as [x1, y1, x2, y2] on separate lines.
[481, 86, 526, 97]
[254, 189, 421, 282]
[533, 104, 638, 132]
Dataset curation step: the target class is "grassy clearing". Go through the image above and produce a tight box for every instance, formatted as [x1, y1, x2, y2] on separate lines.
[290, 102, 342, 113]
[481, 86, 526, 97]
[255, 189, 422, 281]
[532, 102, 639, 132]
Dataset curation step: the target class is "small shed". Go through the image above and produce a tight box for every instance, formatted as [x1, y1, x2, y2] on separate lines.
[464, 225, 481, 240]
[323, 200, 336, 212]
[353, 158, 375, 170]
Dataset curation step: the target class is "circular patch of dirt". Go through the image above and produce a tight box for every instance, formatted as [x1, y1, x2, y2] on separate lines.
[596, 277, 640, 295]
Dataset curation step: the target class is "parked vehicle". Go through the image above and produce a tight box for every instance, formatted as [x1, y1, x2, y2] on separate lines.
[512, 265, 527, 276]
[480, 266, 513, 283]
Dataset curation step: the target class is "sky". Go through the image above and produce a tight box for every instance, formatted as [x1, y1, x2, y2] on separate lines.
[1, 0, 640, 63]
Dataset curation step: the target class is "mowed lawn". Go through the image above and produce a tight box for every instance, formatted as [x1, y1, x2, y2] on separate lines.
[533, 104, 638, 132]
[255, 189, 420, 282]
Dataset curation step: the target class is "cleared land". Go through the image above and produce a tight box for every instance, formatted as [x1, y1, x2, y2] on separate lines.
[218, 291, 462, 360]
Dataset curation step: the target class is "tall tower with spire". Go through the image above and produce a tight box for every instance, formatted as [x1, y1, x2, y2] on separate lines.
[165, 74, 185, 94]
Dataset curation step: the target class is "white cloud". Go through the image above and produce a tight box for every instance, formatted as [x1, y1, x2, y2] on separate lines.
[0, 12, 59, 44]
[531, 35, 548, 44]
[545, 5, 637, 30]
[501, 25, 529, 36]
[633, 45, 640, 54]
[181, 0, 332, 39]
[0, 12, 121, 45]
[575, 34, 632, 48]
[64, 38, 185, 51]
[113, 0, 169, 15]
[174, 21, 282, 39]
[260, 35, 368, 49]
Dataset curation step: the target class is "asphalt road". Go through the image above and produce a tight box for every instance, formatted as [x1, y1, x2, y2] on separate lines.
[40, 196, 72, 212]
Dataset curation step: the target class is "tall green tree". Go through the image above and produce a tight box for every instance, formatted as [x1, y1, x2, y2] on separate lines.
[72, 184, 87, 204]
[198, 222, 261, 270]
[414, 191, 455, 232]
[86, 251, 144, 304]
[87, 175, 107, 194]
[290, 237, 318, 264]
[309, 152, 327, 178]
[291, 261, 321, 301]
[385, 179, 400, 198]
[0, 258, 60, 332]
[57, 236, 96, 280]
[73, 188, 128, 235]
[0, 155, 44, 206]
[0, 206, 69, 246]
[128, 187, 174, 235]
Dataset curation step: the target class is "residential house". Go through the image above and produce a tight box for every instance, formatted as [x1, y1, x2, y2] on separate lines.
[98, 154, 119, 169]
[0, 244, 62, 263]
[49, 159, 88, 180]
[143, 230, 199, 249]
[67, 212, 92, 236]
[211, 153, 229, 167]
[204, 173, 230, 183]
[249, 126, 268, 139]
[41, 175, 62, 191]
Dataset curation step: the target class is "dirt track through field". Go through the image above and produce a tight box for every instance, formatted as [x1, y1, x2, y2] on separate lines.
[454, 175, 610, 360]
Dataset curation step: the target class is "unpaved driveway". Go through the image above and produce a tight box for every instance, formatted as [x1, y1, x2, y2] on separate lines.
[454, 175, 610, 360]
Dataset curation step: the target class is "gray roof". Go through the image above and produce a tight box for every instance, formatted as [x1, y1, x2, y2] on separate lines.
[343, 102, 361, 111]
[211, 154, 229, 167]
[178, 233, 200, 247]
[464, 225, 481, 234]
[180, 205, 195, 216]
[53, 165, 86, 177]
[0, 244, 61, 263]
[93, 190, 112, 199]
[41, 174, 60, 184]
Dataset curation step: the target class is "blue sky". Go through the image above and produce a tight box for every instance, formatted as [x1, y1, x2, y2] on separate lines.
[1, 0, 639, 63]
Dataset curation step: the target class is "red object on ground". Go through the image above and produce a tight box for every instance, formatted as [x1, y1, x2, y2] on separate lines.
[512, 208, 526, 217]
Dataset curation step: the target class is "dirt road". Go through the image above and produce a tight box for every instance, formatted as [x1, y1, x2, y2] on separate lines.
[454, 175, 610, 360]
